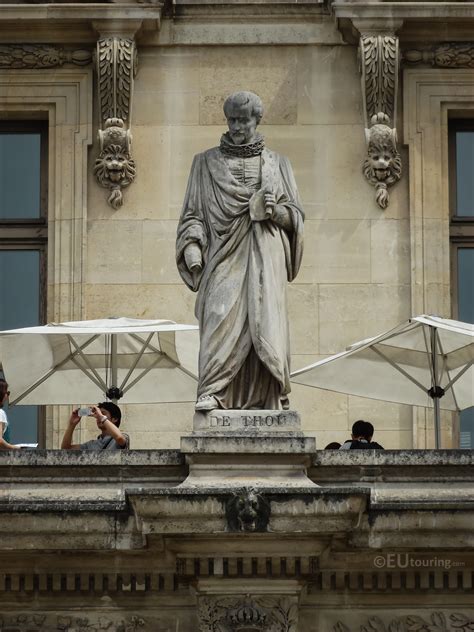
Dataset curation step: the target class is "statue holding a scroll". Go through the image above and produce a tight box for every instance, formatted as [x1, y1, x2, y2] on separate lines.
[176, 91, 304, 412]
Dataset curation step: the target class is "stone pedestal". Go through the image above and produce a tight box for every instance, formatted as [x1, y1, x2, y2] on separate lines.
[180, 410, 317, 488]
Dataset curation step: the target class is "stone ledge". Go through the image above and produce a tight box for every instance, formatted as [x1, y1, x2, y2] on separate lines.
[0, 448, 184, 467]
[313, 449, 474, 466]
[181, 435, 316, 454]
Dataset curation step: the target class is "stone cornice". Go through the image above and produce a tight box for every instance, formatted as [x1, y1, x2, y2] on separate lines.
[0, 451, 474, 552]
[0, 0, 340, 46]
[0, 3, 163, 21]
[332, 2, 474, 44]
[0, 3, 162, 44]
[332, 1, 474, 21]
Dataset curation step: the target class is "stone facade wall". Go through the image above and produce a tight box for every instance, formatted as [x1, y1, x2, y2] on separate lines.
[80, 38, 412, 451]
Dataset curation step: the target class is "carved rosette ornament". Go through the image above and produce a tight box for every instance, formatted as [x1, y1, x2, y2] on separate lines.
[199, 595, 298, 632]
[95, 37, 138, 209]
[359, 35, 402, 209]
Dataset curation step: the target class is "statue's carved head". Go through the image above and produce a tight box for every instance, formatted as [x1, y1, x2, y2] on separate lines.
[363, 114, 402, 209]
[226, 488, 270, 533]
[223, 91, 263, 146]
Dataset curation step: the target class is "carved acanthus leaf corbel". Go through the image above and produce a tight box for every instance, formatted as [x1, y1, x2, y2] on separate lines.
[94, 36, 137, 209]
[359, 34, 402, 209]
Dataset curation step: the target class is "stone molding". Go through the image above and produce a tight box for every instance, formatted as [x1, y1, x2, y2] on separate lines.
[0, 4, 162, 39]
[0, 45, 92, 69]
[94, 36, 138, 209]
[333, 2, 474, 21]
[404, 43, 474, 68]
[334, 613, 474, 632]
[177, 556, 318, 579]
[1, 566, 474, 595]
[358, 33, 402, 209]
[0, 572, 178, 594]
[1, 452, 474, 546]
[0, 614, 149, 631]
[402, 69, 474, 447]
[0, 70, 92, 324]
[198, 594, 298, 632]
[0, 2, 332, 47]
[127, 487, 367, 536]
[0, 70, 92, 448]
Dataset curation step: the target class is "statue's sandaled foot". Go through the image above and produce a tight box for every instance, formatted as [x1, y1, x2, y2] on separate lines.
[281, 396, 290, 410]
[195, 395, 219, 411]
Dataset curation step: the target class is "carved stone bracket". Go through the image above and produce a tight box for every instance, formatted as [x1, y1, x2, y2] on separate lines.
[94, 36, 138, 209]
[404, 43, 474, 68]
[358, 34, 402, 209]
[198, 595, 298, 632]
[0, 45, 92, 69]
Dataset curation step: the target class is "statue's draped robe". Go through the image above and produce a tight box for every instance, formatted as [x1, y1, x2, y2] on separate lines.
[176, 147, 304, 409]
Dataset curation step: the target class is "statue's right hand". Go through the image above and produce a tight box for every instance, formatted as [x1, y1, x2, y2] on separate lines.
[184, 242, 203, 272]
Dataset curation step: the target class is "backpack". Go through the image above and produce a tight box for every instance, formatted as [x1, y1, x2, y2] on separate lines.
[349, 439, 384, 450]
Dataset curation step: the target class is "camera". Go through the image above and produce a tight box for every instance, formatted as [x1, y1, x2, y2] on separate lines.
[78, 407, 92, 417]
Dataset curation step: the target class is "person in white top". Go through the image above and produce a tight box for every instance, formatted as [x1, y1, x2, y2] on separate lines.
[0, 379, 20, 450]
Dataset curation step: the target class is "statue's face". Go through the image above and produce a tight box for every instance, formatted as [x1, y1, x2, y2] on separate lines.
[225, 103, 258, 145]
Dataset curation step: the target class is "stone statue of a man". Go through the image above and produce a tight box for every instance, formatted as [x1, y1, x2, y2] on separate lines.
[176, 91, 304, 412]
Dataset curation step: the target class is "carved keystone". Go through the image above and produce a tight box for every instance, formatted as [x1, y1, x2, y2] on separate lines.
[94, 36, 138, 209]
[358, 33, 402, 209]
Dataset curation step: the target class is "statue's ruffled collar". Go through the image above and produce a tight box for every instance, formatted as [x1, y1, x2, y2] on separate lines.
[219, 132, 265, 158]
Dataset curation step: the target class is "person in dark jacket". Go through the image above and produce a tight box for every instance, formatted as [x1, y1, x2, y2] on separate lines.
[339, 419, 384, 450]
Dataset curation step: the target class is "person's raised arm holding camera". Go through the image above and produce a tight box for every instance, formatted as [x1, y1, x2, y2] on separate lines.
[61, 403, 129, 450]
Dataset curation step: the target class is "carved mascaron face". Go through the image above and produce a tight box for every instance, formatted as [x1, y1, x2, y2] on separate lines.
[225, 103, 259, 146]
[368, 146, 394, 181]
[94, 144, 136, 187]
[104, 153, 129, 183]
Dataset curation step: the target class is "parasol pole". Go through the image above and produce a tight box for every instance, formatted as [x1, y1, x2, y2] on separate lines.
[429, 327, 444, 449]
[108, 334, 121, 404]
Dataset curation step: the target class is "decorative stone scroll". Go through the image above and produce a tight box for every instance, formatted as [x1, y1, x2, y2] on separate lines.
[199, 595, 298, 632]
[404, 43, 474, 68]
[94, 37, 137, 209]
[0, 45, 92, 69]
[359, 35, 402, 209]
[334, 612, 474, 632]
